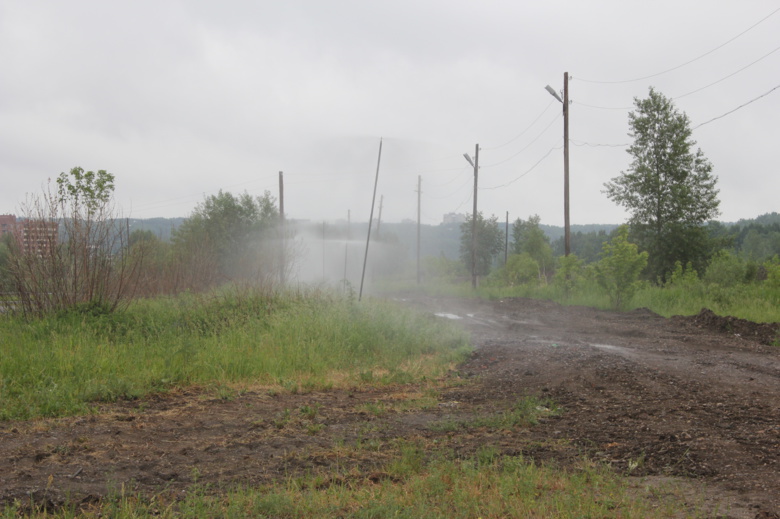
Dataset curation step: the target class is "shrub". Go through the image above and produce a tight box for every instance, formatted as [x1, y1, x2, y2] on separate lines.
[703, 250, 747, 287]
[594, 226, 648, 310]
[6, 168, 140, 316]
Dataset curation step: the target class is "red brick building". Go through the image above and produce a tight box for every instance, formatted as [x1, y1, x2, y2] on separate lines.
[0, 214, 59, 255]
[0, 214, 16, 239]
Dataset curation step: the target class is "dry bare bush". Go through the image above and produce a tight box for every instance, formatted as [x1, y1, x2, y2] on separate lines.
[7, 168, 142, 316]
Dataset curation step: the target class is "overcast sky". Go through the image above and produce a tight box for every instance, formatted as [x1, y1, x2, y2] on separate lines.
[2, 1, 778, 227]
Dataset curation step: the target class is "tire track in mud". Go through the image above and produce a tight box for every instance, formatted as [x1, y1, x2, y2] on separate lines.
[419, 296, 780, 518]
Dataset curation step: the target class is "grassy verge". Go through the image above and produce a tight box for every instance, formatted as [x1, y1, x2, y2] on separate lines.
[2, 448, 703, 519]
[0, 288, 470, 421]
[393, 279, 780, 324]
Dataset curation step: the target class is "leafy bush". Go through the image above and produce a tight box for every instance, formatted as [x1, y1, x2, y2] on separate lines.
[704, 250, 747, 287]
[766, 257, 780, 290]
[665, 261, 699, 287]
[421, 255, 467, 284]
[487, 253, 541, 287]
[594, 226, 648, 310]
[553, 254, 584, 297]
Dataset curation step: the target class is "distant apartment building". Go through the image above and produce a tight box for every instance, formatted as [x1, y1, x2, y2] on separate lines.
[0, 214, 59, 255]
[442, 212, 467, 225]
[0, 214, 16, 238]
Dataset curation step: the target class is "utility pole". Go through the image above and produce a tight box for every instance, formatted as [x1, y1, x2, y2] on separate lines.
[463, 145, 479, 289]
[545, 72, 571, 256]
[359, 138, 383, 301]
[343, 209, 350, 293]
[471, 144, 479, 289]
[278, 171, 285, 286]
[563, 72, 570, 257]
[505, 211, 509, 266]
[416, 176, 421, 285]
[376, 195, 384, 237]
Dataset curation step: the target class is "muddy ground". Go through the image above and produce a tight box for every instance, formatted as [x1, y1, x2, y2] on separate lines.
[1, 296, 779, 518]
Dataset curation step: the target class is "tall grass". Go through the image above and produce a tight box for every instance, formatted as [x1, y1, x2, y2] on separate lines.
[632, 282, 780, 321]
[0, 288, 469, 421]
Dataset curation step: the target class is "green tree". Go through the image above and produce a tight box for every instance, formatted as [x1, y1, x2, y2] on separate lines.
[595, 226, 648, 310]
[604, 88, 720, 282]
[459, 212, 504, 278]
[172, 190, 281, 287]
[56, 167, 115, 216]
[511, 215, 554, 278]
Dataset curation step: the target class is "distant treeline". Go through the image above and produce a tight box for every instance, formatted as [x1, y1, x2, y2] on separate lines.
[125, 212, 780, 264]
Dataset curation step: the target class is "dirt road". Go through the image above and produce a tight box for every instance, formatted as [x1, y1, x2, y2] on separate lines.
[1, 296, 779, 517]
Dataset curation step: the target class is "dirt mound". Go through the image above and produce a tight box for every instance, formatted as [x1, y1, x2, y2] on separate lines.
[678, 308, 780, 346]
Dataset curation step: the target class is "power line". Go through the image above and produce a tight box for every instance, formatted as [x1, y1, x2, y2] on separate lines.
[575, 6, 780, 84]
[481, 113, 560, 168]
[427, 173, 473, 200]
[574, 100, 633, 111]
[574, 43, 780, 110]
[570, 139, 629, 148]
[693, 83, 780, 129]
[674, 44, 780, 100]
[483, 101, 556, 151]
[481, 143, 563, 190]
[449, 189, 473, 214]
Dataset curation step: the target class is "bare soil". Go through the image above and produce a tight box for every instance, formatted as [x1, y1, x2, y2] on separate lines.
[1, 296, 779, 518]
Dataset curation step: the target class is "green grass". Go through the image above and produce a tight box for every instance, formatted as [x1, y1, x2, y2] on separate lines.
[0, 288, 470, 421]
[632, 282, 780, 322]
[1, 449, 706, 518]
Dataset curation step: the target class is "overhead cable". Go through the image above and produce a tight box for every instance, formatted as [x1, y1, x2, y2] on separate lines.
[674, 44, 780, 99]
[481, 113, 560, 169]
[574, 100, 633, 111]
[427, 173, 474, 200]
[574, 43, 779, 110]
[481, 143, 563, 190]
[450, 189, 473, 214]
[693, 83, 780, 129]
[571, 139, 629, 148]
[575, 6, 780, 84]
[483, 100, 556, 150]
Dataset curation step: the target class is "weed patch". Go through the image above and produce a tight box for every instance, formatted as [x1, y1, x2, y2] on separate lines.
[0, 288, 470, 421]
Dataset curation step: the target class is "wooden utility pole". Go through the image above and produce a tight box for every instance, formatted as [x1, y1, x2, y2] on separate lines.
[563, 72, 571, 256]
[471, 144, 479, 289]
[416, 176, 421, 285]
[278, 171, 285, 286]
[546, 73, 571, 256]
[359, 138, 383, 301]
[376, 195, 384, 237]
[505, 211, 509, 266]
[343, 210, 350, 293]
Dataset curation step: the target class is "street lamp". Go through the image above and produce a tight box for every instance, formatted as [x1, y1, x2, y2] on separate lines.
[464, 144, 479, 289]
[545, 72, 570, 256]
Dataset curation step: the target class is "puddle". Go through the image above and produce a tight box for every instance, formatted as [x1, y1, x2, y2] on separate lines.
[591, 343, 631, 354]
[434, 313, 462, 320]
